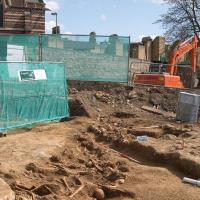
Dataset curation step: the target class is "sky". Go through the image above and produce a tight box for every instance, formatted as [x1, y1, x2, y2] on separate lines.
[44, 0, 168, 42]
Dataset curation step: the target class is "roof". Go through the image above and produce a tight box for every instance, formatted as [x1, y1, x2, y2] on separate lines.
[25, 0, 44, 3]
[4, 0, 44, 7]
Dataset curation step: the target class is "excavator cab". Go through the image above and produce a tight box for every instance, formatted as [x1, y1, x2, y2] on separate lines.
[134, 35, 198, 89]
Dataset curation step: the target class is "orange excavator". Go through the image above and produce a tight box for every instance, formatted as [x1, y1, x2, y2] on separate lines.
[134, 35, 198, 89]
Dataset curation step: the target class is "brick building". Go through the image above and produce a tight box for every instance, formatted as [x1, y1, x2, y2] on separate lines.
[0, 0, 46, 34]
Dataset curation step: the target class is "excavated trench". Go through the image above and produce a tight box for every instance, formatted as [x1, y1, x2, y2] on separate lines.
[68, 81, 200, 180]
[87, 125, 200, 179]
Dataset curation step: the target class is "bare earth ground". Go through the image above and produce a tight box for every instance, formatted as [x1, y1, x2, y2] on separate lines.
[1, 81, 200, 200]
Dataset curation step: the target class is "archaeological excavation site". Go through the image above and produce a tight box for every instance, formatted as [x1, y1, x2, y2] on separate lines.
[0, 0, 200, 200]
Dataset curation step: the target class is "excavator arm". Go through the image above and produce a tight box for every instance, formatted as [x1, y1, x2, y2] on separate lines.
[167, 35, 198, 75]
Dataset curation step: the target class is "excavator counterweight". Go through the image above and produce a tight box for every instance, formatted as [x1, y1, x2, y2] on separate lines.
[134, 74, 184, 88]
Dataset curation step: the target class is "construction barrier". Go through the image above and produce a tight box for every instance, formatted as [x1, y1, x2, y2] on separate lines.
[0, 35, 39, 61]
[0, 34, 130, 83]
[0, 62, 69, 132]
[0, 34, 130, 132]
[41, 34, 130, 83]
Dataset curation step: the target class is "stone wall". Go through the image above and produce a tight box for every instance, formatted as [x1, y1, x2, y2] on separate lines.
[130, 36, 165, 62]
[42, 48, 129, 83]
[130, 43, 146, 60]
[151, 37, 166, 62]
[144, 40, 152, 61]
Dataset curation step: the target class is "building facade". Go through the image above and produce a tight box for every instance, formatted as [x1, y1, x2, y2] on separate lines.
[130, 36, 166, 62]
[130, 43, 146, 60]
[0, 0, 45, 34]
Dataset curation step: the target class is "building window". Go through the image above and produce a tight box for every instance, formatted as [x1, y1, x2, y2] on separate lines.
[0, 0, 3, 28]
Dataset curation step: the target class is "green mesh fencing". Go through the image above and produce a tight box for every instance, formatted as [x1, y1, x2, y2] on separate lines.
[0, 34, 130, 132]
[0, 35, 39, 61]
[0, 62, 69, 132]
[0, 34, 130, 83]
[41, 34, 130, 83]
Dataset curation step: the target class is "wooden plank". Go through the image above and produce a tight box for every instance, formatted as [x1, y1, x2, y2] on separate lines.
[141, 106, 176, 118]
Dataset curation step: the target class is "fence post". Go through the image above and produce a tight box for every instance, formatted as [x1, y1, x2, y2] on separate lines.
[38, 34, 42, 61]
[127, 36, 131, 86]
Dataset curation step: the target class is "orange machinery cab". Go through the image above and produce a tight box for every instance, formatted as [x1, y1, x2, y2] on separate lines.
[134, 73, 184, 89]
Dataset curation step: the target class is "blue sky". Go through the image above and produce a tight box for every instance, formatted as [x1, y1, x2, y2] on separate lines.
[44, 0, 168, 41]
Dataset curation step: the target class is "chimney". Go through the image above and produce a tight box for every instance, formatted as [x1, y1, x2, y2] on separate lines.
[52, 26, 60, 34]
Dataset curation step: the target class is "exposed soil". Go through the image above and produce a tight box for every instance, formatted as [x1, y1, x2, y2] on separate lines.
[1, 81, 200, 200]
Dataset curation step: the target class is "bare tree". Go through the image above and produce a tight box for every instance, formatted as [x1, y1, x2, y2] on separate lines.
[157, 0, 200, 43]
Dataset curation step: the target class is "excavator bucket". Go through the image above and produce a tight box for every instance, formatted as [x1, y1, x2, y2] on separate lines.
[134, 74, 184, 89]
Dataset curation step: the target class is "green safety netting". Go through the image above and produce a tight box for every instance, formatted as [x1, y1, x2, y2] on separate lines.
[0, 35, 39, 61]
[41, 34, 130, 83]
[0, 34, 130, 131]
[0, 62, 69, 132]
[0, 34, 130, 83]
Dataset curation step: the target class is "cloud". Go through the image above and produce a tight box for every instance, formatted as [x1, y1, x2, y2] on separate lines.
[45, 0, 60, 12]
[138, 34, 145, 41]
[64, 32, 73, 35]
[45, 20, 64, 33]
[100, 14, 107, 22]
[45, 20, 56, 33]
[151, 0, 164, 4]
[135, 34, 156, 42]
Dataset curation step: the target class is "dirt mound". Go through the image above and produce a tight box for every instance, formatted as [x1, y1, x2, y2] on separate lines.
[137, 87, 178, 112]
[69, 98, 90, 117]
[69, 81, 179, 114]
